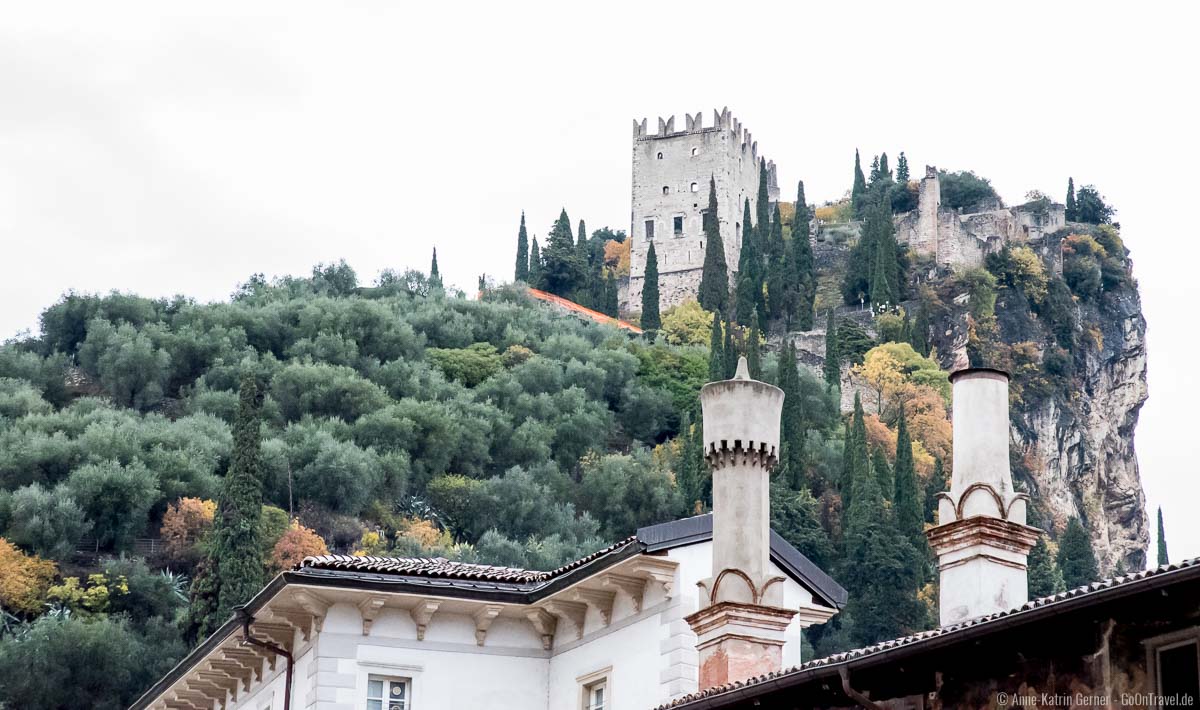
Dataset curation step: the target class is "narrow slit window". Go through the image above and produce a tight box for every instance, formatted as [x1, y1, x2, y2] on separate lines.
[690, 182, 699, 192]
[673, 216, 683, 234]
[662, 186, 669, 195]
[644, 220, 655, 240]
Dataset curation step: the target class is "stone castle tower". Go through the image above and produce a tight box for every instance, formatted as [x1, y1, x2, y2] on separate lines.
[625, 108, 778, 312]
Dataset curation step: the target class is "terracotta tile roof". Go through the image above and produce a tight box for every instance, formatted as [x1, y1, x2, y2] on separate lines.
[525, 287, 643, 333]
[656, 556, 1200, 709]
[298, 536, 640, 585]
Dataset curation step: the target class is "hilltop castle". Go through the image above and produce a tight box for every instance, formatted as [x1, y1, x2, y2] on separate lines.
[624, 108, 778, 312]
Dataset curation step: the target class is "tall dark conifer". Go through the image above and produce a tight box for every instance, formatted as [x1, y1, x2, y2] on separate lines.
[708, 310, 725, 383]
[792, 181, 816, 330]
[823, 310, 841, 387]
[541, 209, 583, 297]
[515, 212, 530, 282]
[896, 153, 910, 183]
[766, 204, 786, 324]
[872, 447, 893, 505]
[641, 242, 661, 332]
[925, 457, 945, 523]
[430, 248, 441, 287]
[1157, 507, 1169, 566]
[723, 311, 737, 379]
[1065, 178, 1078, 221]
[746, 311, 762, 379]
[528, 237, 542, 288]
[735, 199, 760, 327]
[851, 149, 868, 215]
[756, 159, 771, 238]
[186, 374, 265, 641]
[1028, 536, 1064, 597]
[777, 341, 806, 492]
[698, 176, 730, 313]
[1057, 518, 1099, 588]
[893, 407, 924, 553]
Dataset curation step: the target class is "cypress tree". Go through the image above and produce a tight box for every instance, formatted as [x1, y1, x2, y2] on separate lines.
[823, 310, 841, 387]
[842, 395, 924, 643]
[430, 248, 441, 286]
[723, 311, 737, 379]
[603, 271, 619, 318]
[777, 341, 806, 492]
[910, 298, 930, 356]
[515, 212, 530, 282]
[879, 152, 891, 182]
[187, 374, 265, 641]
[528, 237, 542, 288]
[1057, 517, 1099, 588]
[896, 152, 910, 183]
[869, 155, 881, 185]
[792, 181, 816, 330]
[851, 149, 868, 215]
[746, 311, 762, 379]
[698, 175, 730, 313]
[766, 203, 787, 324]
[925, 456, 946, 523]
[708, 310, 725, 383]
[1028, 535, 1065, 597]
[841, 393, 869, 521]
[756, 158, 771, 239]
[872, 446, 893, 506]
[1065, 178, 1078, 221]
[893, 407, 924, 550]
[677, 412, 705, 511]
[641, 242, 661, 331]
[735, 199, 760, 326]
[1157, 506, 1169, 566]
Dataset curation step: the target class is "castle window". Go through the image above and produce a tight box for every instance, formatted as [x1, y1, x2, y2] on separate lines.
[662, 186, 669, 195]
[736, 223, 741, 242]
[690, 182, 698, 193]
[578, 667, 611, 710]
[644, 220, 655, 240]
[673, 216, 683, 235]
[657, 152, 663, 159]
[691, 147, 699, 156]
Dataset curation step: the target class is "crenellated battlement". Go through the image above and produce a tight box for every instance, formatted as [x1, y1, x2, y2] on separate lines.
[633, 107, 761, 160]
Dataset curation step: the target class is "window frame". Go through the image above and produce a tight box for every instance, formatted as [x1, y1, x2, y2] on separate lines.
[357, 662, 423, 710]
[577, 666, 613, 710]
[673, 215, 684, 235]
[644, 219, 655, 240]
[1144, 627, 1200, 709]
[366, 674, 412, 710]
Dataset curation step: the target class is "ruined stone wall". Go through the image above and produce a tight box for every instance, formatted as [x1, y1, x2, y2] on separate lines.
[627, 108, 769, 312]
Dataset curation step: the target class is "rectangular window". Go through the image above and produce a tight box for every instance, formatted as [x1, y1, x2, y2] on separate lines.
[585, 681, 606, 710]
[673, 216, 684, 235]
[367, 675, 411, 710]
[644, 220, 654, 240]
[1159, 641, 1199, 705]
[578, 667, 612, 710]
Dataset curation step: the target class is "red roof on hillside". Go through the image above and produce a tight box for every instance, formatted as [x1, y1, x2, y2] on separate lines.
[526, 287, 643, 333]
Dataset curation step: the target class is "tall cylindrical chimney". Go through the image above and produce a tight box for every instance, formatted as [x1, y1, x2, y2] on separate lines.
[928, 368, 1040, 626]
[949, 368, 1016, 508]
[687, 357, 798, 690]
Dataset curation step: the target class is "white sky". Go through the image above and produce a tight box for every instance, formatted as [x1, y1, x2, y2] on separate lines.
[1, 2, 1197, 561]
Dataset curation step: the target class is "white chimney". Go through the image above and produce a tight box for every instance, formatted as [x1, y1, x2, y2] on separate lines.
[927, 368, 1040, 626]
[686, 357, 797, 689]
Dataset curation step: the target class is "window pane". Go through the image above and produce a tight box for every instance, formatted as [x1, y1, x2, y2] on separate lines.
[367, 701, 382, 710]
[368, 679, 384, 699]
[1161, 642, 1199, 705]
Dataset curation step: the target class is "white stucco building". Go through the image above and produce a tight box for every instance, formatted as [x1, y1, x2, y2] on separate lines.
[133, 514, 844, 710]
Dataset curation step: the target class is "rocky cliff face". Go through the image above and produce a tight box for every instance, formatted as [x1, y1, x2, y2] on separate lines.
[929, 271, 1149, 573]
[803, 223, 1149, 573]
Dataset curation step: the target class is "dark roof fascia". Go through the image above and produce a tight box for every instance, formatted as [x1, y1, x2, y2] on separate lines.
[637, 515, 848, 609]
[129, 572, 292, 710]
[668, 560, 1200, 710]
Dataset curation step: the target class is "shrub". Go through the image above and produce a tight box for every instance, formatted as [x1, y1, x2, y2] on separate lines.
[269, 520, 328, 572]
[66, 460, 160, 551]
[159, 497, 216, 567]
[2, 483, 90, 560]
[659, 301, 714, 347]
[0, 537, 57, 616]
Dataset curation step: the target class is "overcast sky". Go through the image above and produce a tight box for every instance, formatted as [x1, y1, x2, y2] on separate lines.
[2, 2, 1196, 561]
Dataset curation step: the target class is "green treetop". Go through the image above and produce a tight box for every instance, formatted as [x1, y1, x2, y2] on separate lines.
[1065, 178, 1078, 221]
[187, 374, 265, 641]
[746, 311, 762, 379]
[541, 209, 584, 297]
[896, 152, 910, 183]
[851, 149, 867, 215]
[766, 203, 787, 324]
[528, 237, 542, 287]
[698, 176, 730, 313]
[892, 407, 924, 552]
[777, 340, 806, 492]
[1028, 535, 1065, 598]
[641, 242, 662, 332]
[430, 248, 441, 286]
[708, 310, 725, 383]
[823, 310, 840, 387]
[515, 212, 529, 282]
[792, 181, 816, 331]
[1157, 506, 1169, 566]
[871, 446, 893, 506]
[1057, 517, 1099, 588]
[756, 158, 771, 239]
